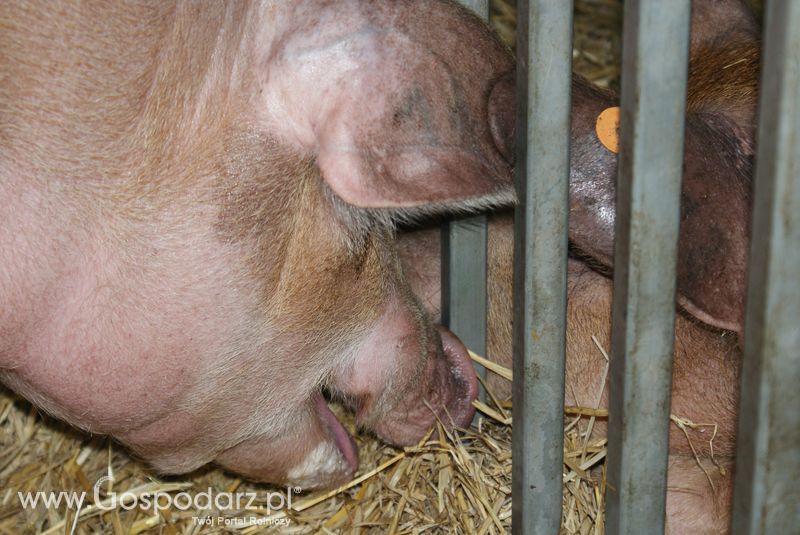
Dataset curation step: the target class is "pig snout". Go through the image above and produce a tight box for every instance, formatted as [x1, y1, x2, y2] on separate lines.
[369, 326, 478, 446]
[439, 326, 481, 424]
[328, 298, 479, 448]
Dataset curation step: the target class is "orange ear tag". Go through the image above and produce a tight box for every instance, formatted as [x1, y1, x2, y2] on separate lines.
[595, 106, 620, 154]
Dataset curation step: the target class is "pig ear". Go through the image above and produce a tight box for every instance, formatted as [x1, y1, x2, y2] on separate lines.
[567, 76, 619, 271]
[316, 69, 515, 209]
[677, 39, 758, 335]
[261, 2, 515, 209]
[675, 119, 751, 335]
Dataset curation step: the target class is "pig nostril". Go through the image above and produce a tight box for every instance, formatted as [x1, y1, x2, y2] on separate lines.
[488, 71, 516, 165]
[436, 326, 479, 426]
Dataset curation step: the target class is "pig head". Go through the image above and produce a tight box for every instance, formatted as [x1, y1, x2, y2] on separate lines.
[0, 0, 514, 489]
[569, 1, 758, 338]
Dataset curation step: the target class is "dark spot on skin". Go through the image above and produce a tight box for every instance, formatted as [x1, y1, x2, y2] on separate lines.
[392, 86, 435, 141]
[681, 190, 699, 220]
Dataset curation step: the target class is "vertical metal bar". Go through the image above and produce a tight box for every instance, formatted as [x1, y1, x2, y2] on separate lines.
[441, 219, 487, 402]
[605, 2, 690, 534]
[443, 0, 490, 415]
[512, 1, 572, 533]
[731, 1, 800, 532]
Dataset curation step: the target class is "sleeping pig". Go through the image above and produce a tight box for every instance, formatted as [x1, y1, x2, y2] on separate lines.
[0, 0, 515, 489]
[398, 0, 758, 532]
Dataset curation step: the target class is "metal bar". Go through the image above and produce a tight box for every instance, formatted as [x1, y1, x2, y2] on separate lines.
[731, 1, 800, 532]
[605, 1, 690, 534]
[455, 0, 488, 17]
[511, 0, 573, 533]
[443, 0, 490, 414]
[441, 219, 487, 404]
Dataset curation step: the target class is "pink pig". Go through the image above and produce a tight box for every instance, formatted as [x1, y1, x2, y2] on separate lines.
[0, 0, 514, 488]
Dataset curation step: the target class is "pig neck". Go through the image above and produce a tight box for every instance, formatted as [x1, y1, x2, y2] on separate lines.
[0, 0, 412, 372]
[1, 2, 244, 352]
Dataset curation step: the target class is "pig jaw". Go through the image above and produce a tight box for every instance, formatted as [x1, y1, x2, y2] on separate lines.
[333, 296, 478, 447]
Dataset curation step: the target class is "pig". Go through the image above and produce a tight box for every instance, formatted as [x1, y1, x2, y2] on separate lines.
[0, 0, 515, 489]
[398, 1, 758, 532]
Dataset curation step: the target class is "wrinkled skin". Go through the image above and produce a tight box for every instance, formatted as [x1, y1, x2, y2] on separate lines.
[0, 0, 515, 489]
[399, 1, 757, 532]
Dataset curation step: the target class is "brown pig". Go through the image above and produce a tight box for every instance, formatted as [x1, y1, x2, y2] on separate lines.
[0, 1, 516, 489]
[398, 1, 758, 532]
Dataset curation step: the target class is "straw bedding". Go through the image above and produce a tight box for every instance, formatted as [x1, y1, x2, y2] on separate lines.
[0, 1, 629, 533]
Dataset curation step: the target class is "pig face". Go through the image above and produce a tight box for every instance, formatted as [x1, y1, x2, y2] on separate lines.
[0, 0, 514, 488]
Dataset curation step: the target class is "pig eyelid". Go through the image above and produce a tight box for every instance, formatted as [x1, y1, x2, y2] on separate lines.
[319, 165, 516, 241]
[322, 185, 395, 249]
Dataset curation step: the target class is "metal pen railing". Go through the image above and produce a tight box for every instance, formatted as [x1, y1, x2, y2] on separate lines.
[731, 2, 800, 533]
[449, 1, 797, 533]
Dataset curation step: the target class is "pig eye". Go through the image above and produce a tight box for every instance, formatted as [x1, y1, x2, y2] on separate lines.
[323, 186, 394, 249]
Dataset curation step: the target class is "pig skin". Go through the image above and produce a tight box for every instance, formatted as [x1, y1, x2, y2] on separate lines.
[0, 0, 515, 489]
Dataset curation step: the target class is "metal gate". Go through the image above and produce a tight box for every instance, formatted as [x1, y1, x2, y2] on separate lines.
[444, 1, 800, 533]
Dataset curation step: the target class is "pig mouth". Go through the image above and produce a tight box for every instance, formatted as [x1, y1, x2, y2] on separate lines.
[313, 392, 359, 477]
